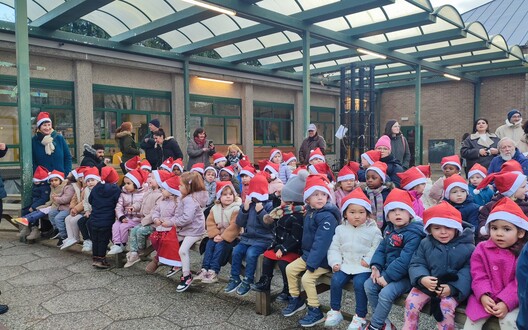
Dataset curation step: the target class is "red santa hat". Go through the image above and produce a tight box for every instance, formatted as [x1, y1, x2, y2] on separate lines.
[337, 165, 357, 182]
[190, 162, 205, 174]
[500, 159, 523, 174]
[125, 169, 149, 188]
[263, 161, 280, 178]
[139, 159, 152, 172]
[340, 187, 372, 214]
[48, 170, 65, 182]
[397, 167, 427, 191]
[269, 148, 282, 161]
[33, 165, 49, 182]
[303, 174, 331, 201]
[83, 167, 101, 182]
[361, 150, 382, 165]
[474, 171, 526, 197]
[212, 152, 227, 165]
[152, 169, 173, 187]
[157, 228, 182, 267]
[468, 163, 487, 179]
[440, 155, 461, 171]
[220, 165, 235, 178]
[240, 165, 256, 178]
[383, 188, 417, 219]
[481, 197, 528, 235]
[309, 148, 326, 163]
[291, 165, 307, 177]
[239, 156, 252, 168]
[124, 155, 141, 171]
[216, 181, 237, 200]
[101, 167, 119, 184]
[416, 164, 431, 179]
[161, 175, 182, 197]
[308, 162, 335, 182]
[282, 152, 297, 165]
[423, 201, 463, 234]
[247, 173, 269, 201]
[443, 174, 468, 199]
[204, 166, 218, 177]
[36, 111, 52, 127]
[160, 157, 175, 172]
[172, 158, 184, 172]
[366, 161, 388, 183]
[71, 166, 87, 180]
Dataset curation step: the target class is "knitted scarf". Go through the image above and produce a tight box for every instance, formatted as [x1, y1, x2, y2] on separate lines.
[194, 136, 205, 148]
[37, 131, 55, 155]
[268, 204, 305, 220]
[365, 186, 385, 229]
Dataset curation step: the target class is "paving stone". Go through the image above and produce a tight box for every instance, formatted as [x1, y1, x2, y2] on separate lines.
[226, 301, 303, 330]
[0, 253, 39, 267]
[23, 256, 80, 271]
[7, 268, 73, 287]
[0, 265, 29, 281]
[0, 305, 50, 330]
[104, 316, 180, 330]
[1, 284, 63, 307]
[106, 274, 170, 295]
[65, 260, 100, 274]
[111, 262, 151, 277]
[28, 310, 112, 330]
[56, 271, 120, 291]
[0, 245, 40, 256]
[42, 288, 115, 314]
[100, 293, 174, 321]
[185, 322, 246, 330]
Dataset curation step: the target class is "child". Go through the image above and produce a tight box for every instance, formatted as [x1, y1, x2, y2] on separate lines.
[517, 243, 528, 330]
[198, 181, 242, 283]
[397, 166, 427, 218]
[269, 148, 283, 164]
[219, 166, 241, 195]
[160, 157, 174, 172]
[224, 173, 274, 296]
[416, 164, 436, 209]
[124, 155, 141, 172]
[226, 144, 244, 166]
[429, 155, 461, 205]
[212, 152, 227, 171]
[189, 162, 204, 175]
[364, 188, 425, 330]
[308, 148, 325, 165]
[281, 152, 297, 184]
[172, 171, 208, 292]
[363, 161, 393, 230]
[61, 167, 90, 249]
[203, 166, 217, 207]
[403, 201, 474, 329]
[251, 170, 308, 300]
[78, 168, 98, 252]
[464, 197, 527, 329]
[239, 165, 255, 203]
[443, 174, 480, 234]
[281, 174, 340, 327]
[19, 165, 51, 240]
[261, 160, 284, 196]
[108, 169, 148, 255]
[124, 170, 165, 268]
[335, 162, 359, 209]
[139, 159, 152, 172]
[172, 158, 184, 176]
[468, 163, 493, 206]
[358, 150, 382, 182]
[325, 188, 382, 329]
[89, 167, 121, 268]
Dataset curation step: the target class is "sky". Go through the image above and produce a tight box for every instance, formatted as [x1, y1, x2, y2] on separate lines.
[429, 0, 492, 13]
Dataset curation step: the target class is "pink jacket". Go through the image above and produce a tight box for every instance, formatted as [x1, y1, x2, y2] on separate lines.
[53, 183, 75, 211]
[428, 176, 445, 205]
[172, 191, 207, 237]
[466, 240, 519, 321]
[409, 190, 425, 218]
[334, 188, 349, 210]
[140, 188, 163, 226]
[115, 186, 145, 224]
[150, 197, 178, 232]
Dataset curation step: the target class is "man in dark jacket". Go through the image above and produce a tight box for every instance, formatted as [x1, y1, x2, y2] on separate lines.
[298, 124, 327, 165]
[488, 137, 528, 175]
[140, 119, 161, 167]
[153, 129, 183, 169]
[80, 144, 106, 168]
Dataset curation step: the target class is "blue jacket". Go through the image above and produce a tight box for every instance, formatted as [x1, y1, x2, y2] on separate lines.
[371, 220, 425, 283]
[409, 223, 475, 302]
[468, 183, 494, 207]
[517, 243, 528, 330]
[236, 200, 274, 247]
[488, 149, 528, 175]
[301, 202, 340, 271]
[32, 131, 72, 175]
[446, 198, 479, 236]
[88, 182, 121, 228]
[380, 154, 404, 188]
[23, 182, 51, 214]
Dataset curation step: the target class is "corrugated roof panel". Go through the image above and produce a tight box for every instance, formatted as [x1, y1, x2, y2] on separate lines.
[361, 35, 388, 44]
[82, 12, 129, 36]
[258, 55, 281, 65]
[315, 17, 350, 31]
[326, 44, 348, 52]
[233, 39, 263, 53]
[298, 0, 340, 11]
[310, 46, 330, 56]
[125, 0, 174, 21]
[278, 51, 302, 61]
[201, 16, 240, 35]
[158, 30, 192, 48]
[345, 8, 386, 27]
[383, 0, 425, 18]
[385, 27, 422, 41]
[258, 32, 291, 47]
[33, 0, 63, 12]
[230, 16, 258, 29]
[257, 0, 301, 15]
[96, 1, 150, 30]
[214, 44, 241, 58]
[164, 0, 193, 11]
[178, 22, 214, 42]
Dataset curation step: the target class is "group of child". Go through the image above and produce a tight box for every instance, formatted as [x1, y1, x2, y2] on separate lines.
[14, 143, 528, 329]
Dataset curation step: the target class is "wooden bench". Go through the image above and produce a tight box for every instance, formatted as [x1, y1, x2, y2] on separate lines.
[1, 193, 22, 231]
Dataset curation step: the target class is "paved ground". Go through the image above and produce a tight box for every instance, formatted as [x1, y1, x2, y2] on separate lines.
[0, 222, 440, 330]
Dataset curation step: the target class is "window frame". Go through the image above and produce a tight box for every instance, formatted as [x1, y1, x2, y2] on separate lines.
[310, 106, 336, 154]
[253, 101, 294, 147]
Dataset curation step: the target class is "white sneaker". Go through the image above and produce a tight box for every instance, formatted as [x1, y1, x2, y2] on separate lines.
[124, 252, 141, 268]
[348, 315, 367, 330]
[202, 270, 218, 284]
[81, 240, 92, 252]
[324, 309, 343, 327]
[107, 244, 124, 255]
[195, 268, 208, 281]
[60, 238, 78, 250]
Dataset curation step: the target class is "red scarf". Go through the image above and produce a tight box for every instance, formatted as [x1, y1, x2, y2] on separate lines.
[194, 136, 205, 148]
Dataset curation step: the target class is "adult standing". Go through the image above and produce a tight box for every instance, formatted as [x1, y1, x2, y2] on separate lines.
[115, 121, 140, 174]
[374, 135, 404, 187]
[487, 137, 528, 175]
[383, 120, 411, 169]
[298, 123, 326, 165]
[495, 109, 523, 143]
[153, 129, 183, 168]
[32, 112, 72, 174]
[460, 118, 500, 173]
[185, 127, 215, 171]
[516, 121, 528, 156]
[80, 143, 106, 169]
[140, 119, 161, 168]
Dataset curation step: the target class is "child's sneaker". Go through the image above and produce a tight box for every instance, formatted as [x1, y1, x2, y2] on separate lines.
[60, 238, 78, 250]
[276, 292, 290, 302]
[176, 274, 193, 292]
[282, 296, 306, 317]
[56, 238, 64, 248]
[107, 244, 124, 255]
[236, 279, 251, 296]
[202, 270, 218, 284]
[299, 306, 325, 327]
[166, 266, 181, 278]
[347, 315, 367, 330]
[14, 218, 29, 226]
[123, 252, 140, 268]
[324, 309, 343, 327]
[81, 240, 92, 252]
[195, 268, 207, 281]
[224, 276, 241, 293]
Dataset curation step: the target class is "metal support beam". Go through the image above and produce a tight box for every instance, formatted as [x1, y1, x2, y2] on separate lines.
[29, 0, 113, 30]
[15, 0, 32, 207]
[474, 80, 481, 122]
[414, 65, 422, 165]
[183, 60, 190, 140]
[302, 31, 311, 133]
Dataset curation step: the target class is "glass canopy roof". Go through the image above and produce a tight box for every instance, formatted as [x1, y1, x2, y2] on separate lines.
[0, 0, 526, 89]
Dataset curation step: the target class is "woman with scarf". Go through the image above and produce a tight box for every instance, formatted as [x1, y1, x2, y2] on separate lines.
[115, 121, 140, 174]
[460, 118, 500, 173]
[32, 112, 72, 175]
[186, 127, 215, 171]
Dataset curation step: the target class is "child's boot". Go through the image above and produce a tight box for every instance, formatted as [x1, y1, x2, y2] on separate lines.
[17, 226, 29, 238]
[145, 256, 159, 274]
[250, 275, 271, 292]
[123, 252, 140, 268]
[282, 296, 306, 317]
[299, 306, 324, 327]
[26, 227, 40, 240]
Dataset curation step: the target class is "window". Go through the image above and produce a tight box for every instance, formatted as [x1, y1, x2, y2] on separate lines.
[93, 85, 171, 155]
[0, 76, 75, 165]
[190, 95, 242, 145]
[311, 106, 336, 154]
[254, 102, 294, 146]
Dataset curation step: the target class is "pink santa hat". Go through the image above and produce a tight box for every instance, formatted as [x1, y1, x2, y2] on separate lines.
[375, 135, 391, 151]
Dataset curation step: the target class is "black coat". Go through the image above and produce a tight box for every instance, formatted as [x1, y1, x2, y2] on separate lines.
[88, 182, 121, 228]
[140, 131, 157, 167]
[460, 133, 500, 170]
[380, 154, 404, 188]
[269, 209, 304, 255]
[79, 145, 105, 169]
[0, 147, 7, 199]
[154, 137, 183, 168]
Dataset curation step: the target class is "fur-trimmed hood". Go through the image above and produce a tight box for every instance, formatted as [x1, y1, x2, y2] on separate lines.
[115, 130, 133, 139]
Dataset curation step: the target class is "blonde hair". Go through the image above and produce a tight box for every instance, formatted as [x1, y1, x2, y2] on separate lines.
[179, 171, 205, 197]
[226, 144, 244, 156]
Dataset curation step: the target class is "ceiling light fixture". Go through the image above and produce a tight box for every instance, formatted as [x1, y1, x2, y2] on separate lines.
[443, 73, 461, 81]
[197, 77, 234, 84]
[182, 0, 236, 16]
[357, 48, 386, 60]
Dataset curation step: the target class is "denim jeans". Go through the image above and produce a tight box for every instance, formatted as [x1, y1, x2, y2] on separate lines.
[230, 242, 267, 283]
[202, 239, 227, 274]
[23, 210, 47, 226]
[48, 209, 70, 239]
[330, 271, 370, 317]
[364, 277, 411, 328]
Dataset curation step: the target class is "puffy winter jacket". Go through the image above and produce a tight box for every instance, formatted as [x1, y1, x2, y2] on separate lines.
[236, 200, 274, 246]
[172, 191, 208, 237]
[115, 186, 145, 223]
[88, 182, 121, 228]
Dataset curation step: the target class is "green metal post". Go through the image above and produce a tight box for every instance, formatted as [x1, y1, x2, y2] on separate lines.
[302, 30, 311, 131]
[183, 59, 190, 140]
[15, 0, 32, 206]
[473, 80, 481, 122]
[414, 65, 422, 165]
